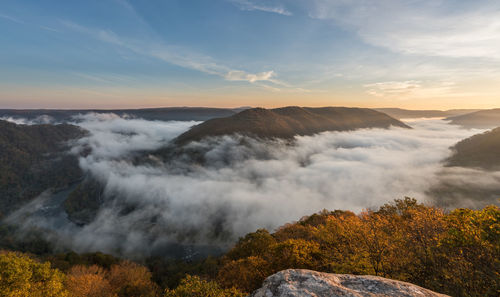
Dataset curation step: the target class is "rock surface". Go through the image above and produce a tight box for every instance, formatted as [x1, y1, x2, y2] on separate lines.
[249, 269, 448, 297]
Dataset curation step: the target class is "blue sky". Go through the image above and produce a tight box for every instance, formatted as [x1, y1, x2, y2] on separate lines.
[1, 0, 499, 109]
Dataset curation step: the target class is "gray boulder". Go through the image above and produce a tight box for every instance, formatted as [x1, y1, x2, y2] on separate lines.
[249, 269, 448, 297]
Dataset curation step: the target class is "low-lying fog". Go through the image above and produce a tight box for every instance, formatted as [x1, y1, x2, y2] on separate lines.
[4, 114, 499, 258]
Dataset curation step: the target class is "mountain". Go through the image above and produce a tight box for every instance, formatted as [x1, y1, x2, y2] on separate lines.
[447, 127, 500, 170]
[0, 107, 236, 123]
[376, 108, 480, 119]
[428, 127, 500, 209]
[250, 270, 448, 297]
[175, 107, 410, 144]
[0, 120, 85, 218]
[446, 108, 500, 128]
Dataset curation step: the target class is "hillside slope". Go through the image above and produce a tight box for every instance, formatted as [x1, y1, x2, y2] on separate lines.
[0, 120, 85, 217]
[447, 127, 500, 170]
[376, 108, 479, 119]
[447, 108, 500, 128]
[175, 107, 410, 144]
[0, 107, 236, 122]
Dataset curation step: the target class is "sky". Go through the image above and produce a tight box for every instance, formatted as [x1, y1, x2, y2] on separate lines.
[0, 0, 499, 109]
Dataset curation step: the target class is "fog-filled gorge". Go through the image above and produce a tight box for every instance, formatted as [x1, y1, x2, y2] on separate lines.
[3, 114, 499, 258]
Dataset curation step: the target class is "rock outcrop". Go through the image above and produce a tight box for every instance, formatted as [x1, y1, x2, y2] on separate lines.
[249, 269, 448, 297]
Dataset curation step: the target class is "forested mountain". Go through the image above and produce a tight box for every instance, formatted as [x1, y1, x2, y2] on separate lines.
[447, 127, 500, 170]
[447, 109, 500, 128]
[0, 120, 85, 218]
[0, 107, 236, 123]
[175, 107, 410, 144]
[376, 108, 480, 119]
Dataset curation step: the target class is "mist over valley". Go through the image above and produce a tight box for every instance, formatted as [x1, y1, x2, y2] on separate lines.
[1, 107, 498, 260]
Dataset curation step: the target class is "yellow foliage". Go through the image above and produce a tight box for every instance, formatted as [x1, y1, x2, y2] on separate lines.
[0, 251, 68, 297]
[164, 275, 244, 297]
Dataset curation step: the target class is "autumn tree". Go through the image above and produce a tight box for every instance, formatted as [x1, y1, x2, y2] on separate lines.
[164, 275, 244, 297]
[0, 251, 68, 297]
[65, 265, 115, 297]
[436, 205, 500, 296]
[107, 261, 159, 297]
[217, 256, 272, 293]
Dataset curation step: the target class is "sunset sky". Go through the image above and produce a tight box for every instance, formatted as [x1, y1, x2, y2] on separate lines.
[1, 0, 499, 109]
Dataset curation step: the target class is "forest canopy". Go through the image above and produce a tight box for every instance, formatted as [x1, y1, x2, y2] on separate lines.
[1, 198, 498, 297]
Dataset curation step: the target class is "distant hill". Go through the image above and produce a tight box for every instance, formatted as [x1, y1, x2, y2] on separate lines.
[0, 107, 236, 123]
[376, 108, 480, 119]
[447, 127, 500, 170]
[446, 109, 500, 128]
[0, 120, 85, 218]
[175, 107, 410, 144]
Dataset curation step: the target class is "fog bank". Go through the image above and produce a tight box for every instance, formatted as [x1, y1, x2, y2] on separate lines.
[6, 114, 498, 258]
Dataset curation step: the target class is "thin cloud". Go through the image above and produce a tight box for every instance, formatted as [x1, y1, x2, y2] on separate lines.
[229, 0, 292, 16]
[364, 81, 422, 97]
[308, 0, 500, 59]
[363, 80, 472, 99]
[0, 13, 25, 24]
[60, 20, 295, 88]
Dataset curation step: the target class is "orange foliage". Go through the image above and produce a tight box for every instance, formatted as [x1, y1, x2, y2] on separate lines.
[108, 261, 159, 297]
[65, 265, 115, 297]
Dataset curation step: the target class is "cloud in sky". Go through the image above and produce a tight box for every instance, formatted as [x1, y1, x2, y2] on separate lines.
[363, 80, 473, 100]
[308, 0, 500, 59]
[61, 20, 291, 89]
[0, 13, 24, 24]
[364, 81, 422, 97]
[225, 70, 275, 83]
[229, 0, 292, 16]
[2, 0, 500, 108]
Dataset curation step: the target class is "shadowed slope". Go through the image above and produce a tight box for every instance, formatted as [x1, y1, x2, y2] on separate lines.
[376, 108, 480, 119]
[0, 120, 85, 217]
[0, 107, 236, 122]
[447, 127, 500, 170]
[447, 109, 500, 128]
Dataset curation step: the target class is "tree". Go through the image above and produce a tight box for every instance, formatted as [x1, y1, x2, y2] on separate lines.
[65, 265, 115, 297]
[217, 256, 272, 293]
[224, 229, 275, 260]
[0, 250, 68, 297]
[164, 275, 244, 297]
[107, 261, 159, 297]
[268, 239, 323, 271]
[437, 206, 500, 296]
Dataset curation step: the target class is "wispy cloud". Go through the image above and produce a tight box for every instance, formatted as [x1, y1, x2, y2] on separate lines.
[61, 20, 297, 89]
[229, 0, 292, 16]
[308, 0, 500, 59]
[364, 81, 422, 97]
[364, 80, 473, 99]
[225, 70, 275, 83]
[0, 13, 24, 24]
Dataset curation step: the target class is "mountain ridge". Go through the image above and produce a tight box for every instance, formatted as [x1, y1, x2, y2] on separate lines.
[0, 107, 236, 122]
[446, 108, 500, 128]
[175, 106, 410, 144]
[447, 126, 500, 170]
[376, 108, 481, 119]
